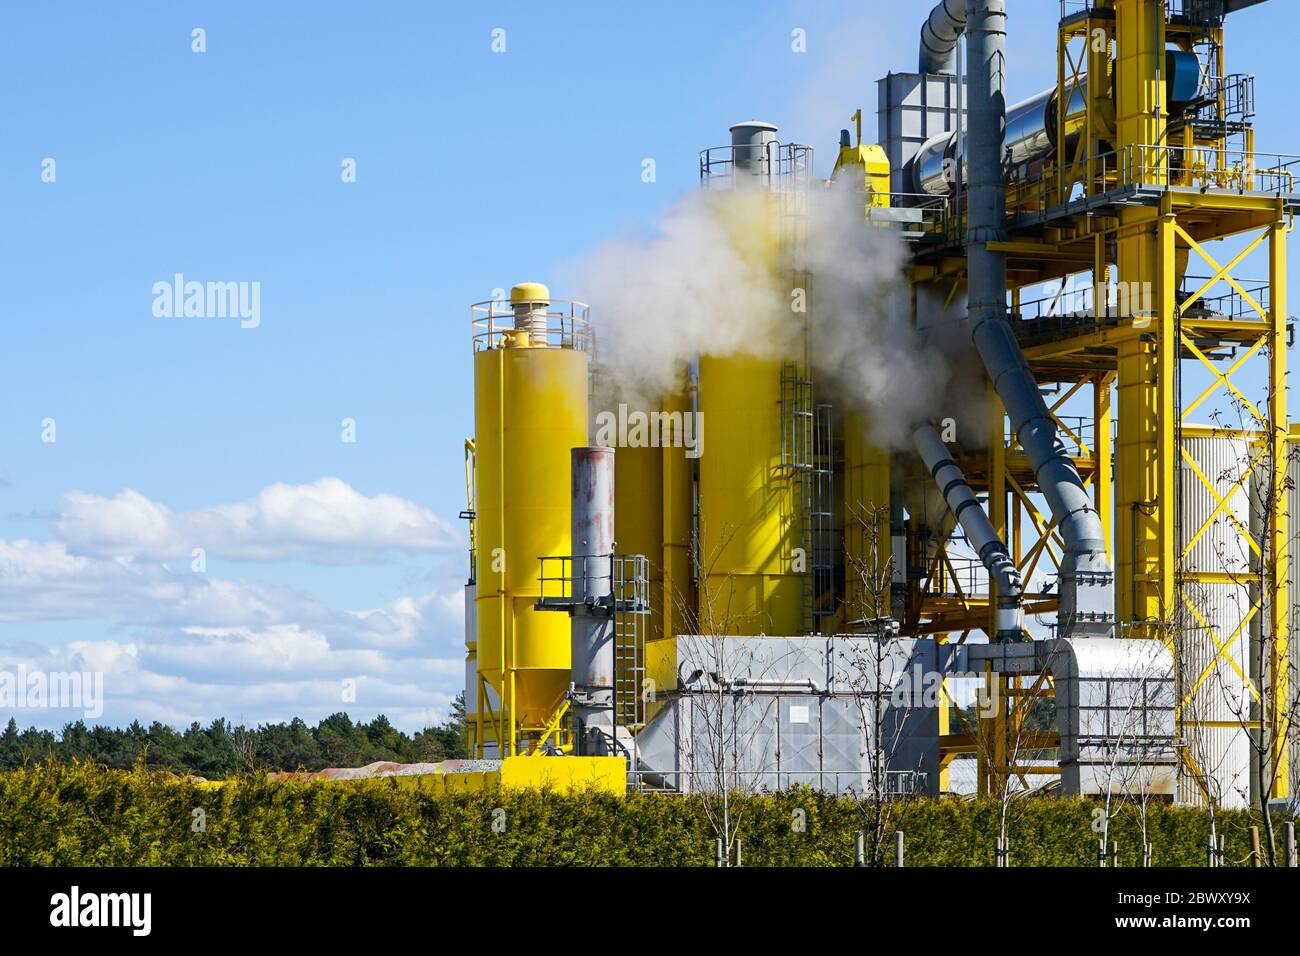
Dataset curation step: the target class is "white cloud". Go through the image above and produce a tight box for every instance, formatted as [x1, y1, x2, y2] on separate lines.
[0, 476, 472, 734]
[54, 477, 462, 564]
[0, 632, 464, 733]
[345, 588, 466, 649]
[0, 538, 184, 621]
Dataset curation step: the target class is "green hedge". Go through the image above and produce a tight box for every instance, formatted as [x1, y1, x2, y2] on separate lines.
[0, 763, 1262, 866]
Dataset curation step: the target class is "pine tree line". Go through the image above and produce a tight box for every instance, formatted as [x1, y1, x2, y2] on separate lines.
[0, 694, 468, 778]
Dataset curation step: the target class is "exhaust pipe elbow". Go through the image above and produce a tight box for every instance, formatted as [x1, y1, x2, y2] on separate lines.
[919, 0, 967, 74]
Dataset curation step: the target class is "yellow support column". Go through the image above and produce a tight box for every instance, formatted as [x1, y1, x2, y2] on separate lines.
[1113, 0, 1169, 635]
[1268, 213, 1290, 798]
[1095, 371, 1114, 561]
[1157, 209, 1178, 624]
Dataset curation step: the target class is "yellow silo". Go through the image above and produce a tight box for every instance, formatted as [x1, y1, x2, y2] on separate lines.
[614, 441, 664, 643]
[695, 122, 804, 636]
[612, 387, 695, 722]
[697, 354, 802, 635]
[472, 283, 589, 755]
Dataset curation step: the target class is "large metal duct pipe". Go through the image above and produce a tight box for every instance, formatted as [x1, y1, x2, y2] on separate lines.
[570, 446, 616, 754]
[919, 0, 967, 74]
[909, 50, 1203, 197]
[964, 0, 1114, 638]
[912, 423, 1024, 641]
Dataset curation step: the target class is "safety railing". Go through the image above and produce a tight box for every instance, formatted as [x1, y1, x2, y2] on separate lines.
[537, 553, 650, 614]
[471, 298, 592, 352]
[1000, 409, 1095, 460]
[869, 192, 951, 237]
[1168, 0, 1243, 23]
[699, 142, 815, 192]
[1007, 143, 1300, 223]
[1198, 73, 1256, 124]
[1060, 0, 1224, 18]
[1180, 275, 1271, 321]
[1016, 280, 1152, 327]
[1058, 0, 1098, 19]
[1118, 143, 1300, 193]
[930, 554, 989, 598]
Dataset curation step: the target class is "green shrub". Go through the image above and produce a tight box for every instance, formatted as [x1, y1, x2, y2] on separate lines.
[0, 763, 1260, 866]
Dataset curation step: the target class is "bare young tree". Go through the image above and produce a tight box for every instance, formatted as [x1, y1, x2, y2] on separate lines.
[1094, 641, 1178, 866]
[970, 652, 1060, 867]
[841, 503, 925, 866]
[669, 521, 801, 867]
[227, 722, 260, 776]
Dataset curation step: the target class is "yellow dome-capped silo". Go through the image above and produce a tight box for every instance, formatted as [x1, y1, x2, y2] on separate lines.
[472, 283, 590, 755]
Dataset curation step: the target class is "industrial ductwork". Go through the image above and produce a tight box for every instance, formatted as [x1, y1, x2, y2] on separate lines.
[912, 423, 1025, 641]
[908, 51, 1202, 197]
[962, 0, 1114, 639]
[919, 0, 966, 74]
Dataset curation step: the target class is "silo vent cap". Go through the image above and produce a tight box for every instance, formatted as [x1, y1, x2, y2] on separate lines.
[510, 282, 550, 305]
[729, 120, 778, 134]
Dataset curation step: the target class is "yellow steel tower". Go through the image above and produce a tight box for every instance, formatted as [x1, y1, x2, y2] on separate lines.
[900, 0, 1291, 801]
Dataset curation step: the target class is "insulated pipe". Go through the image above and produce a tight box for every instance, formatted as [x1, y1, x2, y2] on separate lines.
[912, 83, 1078, 197]
[912, 423, 1024, 641]
[919, 0, 967, 74]
[571, 446, 616, 753]
[964, 0, 1113, 636]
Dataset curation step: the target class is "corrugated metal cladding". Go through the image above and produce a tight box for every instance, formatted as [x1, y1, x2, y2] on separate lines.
[633, 636, 940, 796]
[1178, 437, 1254, 808]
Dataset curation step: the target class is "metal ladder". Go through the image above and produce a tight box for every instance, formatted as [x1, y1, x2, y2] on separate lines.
[780, 361, 836, 633]
[809, 403, 836, 630]
[612, 555, 650, 731]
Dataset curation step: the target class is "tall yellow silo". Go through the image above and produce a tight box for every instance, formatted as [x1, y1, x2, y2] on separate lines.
[472, 283, 589, 755]
[695, 121, 804, 636]
[697, 353, 802, 635]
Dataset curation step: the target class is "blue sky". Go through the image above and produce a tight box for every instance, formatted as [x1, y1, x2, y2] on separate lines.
[0, 1, 1291, 733]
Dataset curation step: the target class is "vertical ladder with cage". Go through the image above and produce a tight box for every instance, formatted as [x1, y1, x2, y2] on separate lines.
[780, 358, 836, 634]
[612, 554, 650, 732]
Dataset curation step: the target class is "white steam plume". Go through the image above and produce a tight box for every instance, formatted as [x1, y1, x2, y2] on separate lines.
[562, 190, 793, 409]
[562, 179, 986, 450]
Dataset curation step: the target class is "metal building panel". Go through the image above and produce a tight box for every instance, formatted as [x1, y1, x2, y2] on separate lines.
[1178, 437, 1255, 808]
